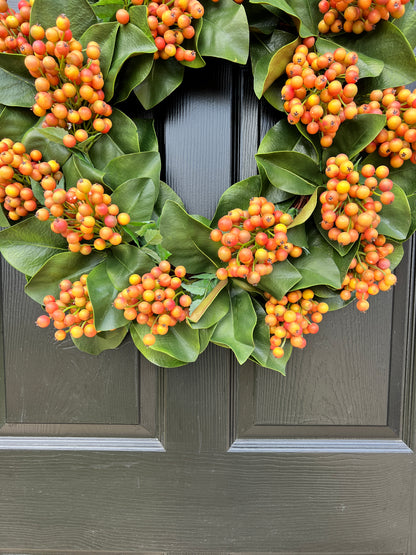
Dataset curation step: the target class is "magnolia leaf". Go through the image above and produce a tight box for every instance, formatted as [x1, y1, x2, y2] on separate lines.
[87, 260, 128, 332]
[102, 108, 140, 154]
[113, 54, 154, 103]
[87, 135, 125, 170]
[62, 155, 105, 190]
[256, 151, 322, 194]
[25, 252, 105, 304]
[406, 194, 416, 239]
[0, 105, 37, 140]
[393, 4, 416, 49]
[111, 177, 156, 222]
[256, 259, 302, 299]
[263, 75, 286, 111]
[80, 22, 119, 79]
[72, 327, 129, 355]
[325, 114, 386, 161]
[257, 119, 318, 161]
[211, 286, 256, 365]
[30, 0, 97, 38]
[103, 151, 161, 192]
[197, 0, 249, 64]
[153, 181, 184, 219]
[135, 119, 159, 153]
[188, 280, 229, 329]
[131, 322, 191, 367]
[105, 244, 155, 289]
[288, 187, 321, 229]
[249, 0, 321, 37]
[387, 240, 404, 271]
[251, 31, 299, 98]
[22, 126, 71, 166]
[251, 299, 290, 374]
[0, 217, 67, 276]
[0, 53, 37, 107]
[134, 59, 185, 110]
[211, 175, 261, 227]
[376, 184, 411, 241]
[180, 17, 205, 69]
[160, 200, 220, 273]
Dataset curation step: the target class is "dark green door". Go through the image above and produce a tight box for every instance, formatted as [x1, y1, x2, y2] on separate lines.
[0, 58, 415, 553]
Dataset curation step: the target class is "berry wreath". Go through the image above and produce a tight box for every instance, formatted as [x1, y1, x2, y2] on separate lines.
[0, 0, 415, 372]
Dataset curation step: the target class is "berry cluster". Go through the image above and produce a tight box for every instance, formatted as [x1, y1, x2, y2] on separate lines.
[282, 41, 359, 147]
[340, 235, 396, 311]
[36, 274, 97, 341]
[210, 197, 302, 285]
[318, 0, 408, 35]
[0, 137, 62, 221]
[0, 0, 31, 53]
[264, 289, 329, 358]
[36, 178, 131, 255]
[113, 261, 192, 346]
[361, 87, 416, 168]
[23, 14, 112, 146]
[320, 155, 394, 246]
[146, 0, 203, 61]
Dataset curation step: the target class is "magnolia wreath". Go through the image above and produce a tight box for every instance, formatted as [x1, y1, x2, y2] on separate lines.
[0, 0, 415, 372]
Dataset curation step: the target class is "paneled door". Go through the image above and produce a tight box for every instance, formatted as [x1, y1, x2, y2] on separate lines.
[0, 56, 415, 553]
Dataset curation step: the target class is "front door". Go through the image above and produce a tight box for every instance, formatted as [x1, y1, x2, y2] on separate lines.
[0, 51, 415, 554]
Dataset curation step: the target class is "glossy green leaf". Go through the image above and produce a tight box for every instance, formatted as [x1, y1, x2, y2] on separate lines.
[25, 252, 105, 304]
[62, 155, 105, 190]
[105, 7, 156, 100]
[130, 322, 190, 367]
[251, 299, 290, 374]
[89, 1, 124, 21]
[87, 260, 127, 332]
[136, 319, 200, 362]
[188, 286, 230, 330]
[312, 285, 353, 312]
[250, 0, 320, 37]
[257, 259, 302, 299]
[153, 181, 184, 219]
[406, 194, 416, 239]
[111, 177, 156, 222]
[288, 187, 321, 229]
[104, 109, 140, 155]
[30, 0, 97, 38]
[211, 287, 256, 364]
[251, 31, 298, 98]
[387, 240, 404, 271]
[287, 223, 308, 249]
[323, 21, 416, 90]
[313, 206, 357, 257]
[134, 59, 184, 109]
[256, 151, 322, 194]
[103, 151, 161, 192]
[0, 105, 37, 141]
[72, 327, 129, 355]
[0, 217, 67, 276]
[197, 0, 249, 64]
[263, 75, 286, 111]
[87, 135, 125, 170]
[0, 54, 36, 107]
[376, 184, 411, 241]
[22, 126, 71, 166]
[211, 175, 261, 227]
[80, 22, 119, 79]
[326, 114, 386, 161]
[135, 119, 158, 153]
[160, 201, 220, 273]
[363, 153, 416, 196]
[257, 119, 318, 161]
[394, 4, 416, 49]
[105, 245, 155, 289]
[113, 54, 154, 103]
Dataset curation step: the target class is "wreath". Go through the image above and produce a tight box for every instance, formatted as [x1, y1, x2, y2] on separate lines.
[0, 0, 415, 373]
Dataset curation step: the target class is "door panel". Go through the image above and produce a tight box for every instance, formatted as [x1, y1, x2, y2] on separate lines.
[0, 52, 415, 553]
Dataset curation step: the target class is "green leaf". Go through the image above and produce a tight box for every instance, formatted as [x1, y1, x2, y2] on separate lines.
[313, 206, 357, 257]
[197, 0, 249, 64]
[89, 1, 123, 21]
[25, 251, 105, 304]
[22, 126, 71, 166]
[326, 114, 386, 161]
[134, 319, 200, 362]
[80, 22, 119, 80]
[256, 151, 322, 194]
[179, 17, 205, 70]
[134, 59, 185, 109]
[111, 177, 156, 222]
[105, 7, 156, 100]
[30, 0, 97, 38]
[103, 151, 161, 192]
[263, 75, 286, 111]
[135, 119, 159, 153]
[0, 53, 36, 107]
[250, 0, 320, 37]
[0, 105, 37, 141]
[211, 175, 261, 227]
[211, 286, 256, 364]
[153, 181, 184, 219]
[87, 260, 128, 332]
[130, 322, 190, 367]
[251, 31, 299, 98]
[257, 119, 318, 161]
[376, 184, 411, 241]
[393, 4, 416, 49]
[323, 21, 416, 90]
[105, 244, 155, 289]
[159, 201, 220, 273]
[406, 193, 416, 239]
[102, 108, 141, 154]
[363, 153, 416, 196]
[113, 54, 154, 103]
[188, 283, 230, 329]
[386, 240, 404, 271]
[72, 327, 128, 355]
[62, 155, 105, 190]
[251, 299, 290, 374]
[288, 187, 321, 229]
[256, 259, 301, 299]
[287, 222, 308, 249]
[0, 217, 67, 276]
[87, 135, 125, 170]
